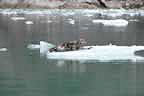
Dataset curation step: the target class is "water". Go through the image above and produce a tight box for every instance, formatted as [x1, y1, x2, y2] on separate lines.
[0, 9, 144, 96]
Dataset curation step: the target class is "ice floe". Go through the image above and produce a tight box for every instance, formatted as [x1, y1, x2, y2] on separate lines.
[38, 41, 144, 61]
[46, 45, 144, 61]
[92, 19, 129, 27]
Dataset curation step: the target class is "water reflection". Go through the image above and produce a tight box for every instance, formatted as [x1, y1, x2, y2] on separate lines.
[40, 59, 138, 96]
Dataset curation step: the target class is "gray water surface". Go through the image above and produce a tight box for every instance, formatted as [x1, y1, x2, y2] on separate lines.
[0, 9, 144, 96]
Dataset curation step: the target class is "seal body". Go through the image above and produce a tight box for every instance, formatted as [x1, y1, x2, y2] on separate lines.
[49, 39, 86, 52]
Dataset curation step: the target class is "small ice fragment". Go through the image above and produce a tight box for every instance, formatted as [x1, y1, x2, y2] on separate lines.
[68, 19, 75, 24]
[84, 14, 93, 17]
[25, 21, 34, 24]
[11, 17, 25, 21]
[129, 19, 139, 22]
[69, 20, 75, 24]
[0, 48, 8, 52]
[92, 19, 128, 27]
[27, 44, 40, 49]
[40, 41, 56, 54]
[47, 20, 52, 23]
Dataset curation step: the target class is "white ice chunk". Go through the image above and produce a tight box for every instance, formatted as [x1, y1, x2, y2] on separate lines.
[129, 19, 139, 22]
[25, 21, 34, 24]
[62, 12, 75, 16]
[40, 41, 55, 54]
[47, 20, 53, 23]
[11, 17, 25, 21]
[27, 44, 40, 49]
[68, 19, 75, 25]
[92, 19, 129, 27]
[0, 48, 8, 52]
[84, 14, 93, 17]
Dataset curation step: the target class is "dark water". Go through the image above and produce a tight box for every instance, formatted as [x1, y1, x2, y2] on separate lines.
[0, 9, 144, 96]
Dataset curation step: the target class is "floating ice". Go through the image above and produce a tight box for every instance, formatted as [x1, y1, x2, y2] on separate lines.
[47, 20, 53, 23]
[40, 41, 55, 54]
[25, 21, 34, 24]
[46, 45, 144, 61]
[38, 41, 144, 61]
[84, 14, 94, 17]
[92, 19, 129, 27]
[129, 19, 139, 22]
[11, 17, 25, 21]
[68, 19, 75, 25]
[0, 48, 8, 52]
[26, 41, 144, 61]
[62, 11, 75, 16]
